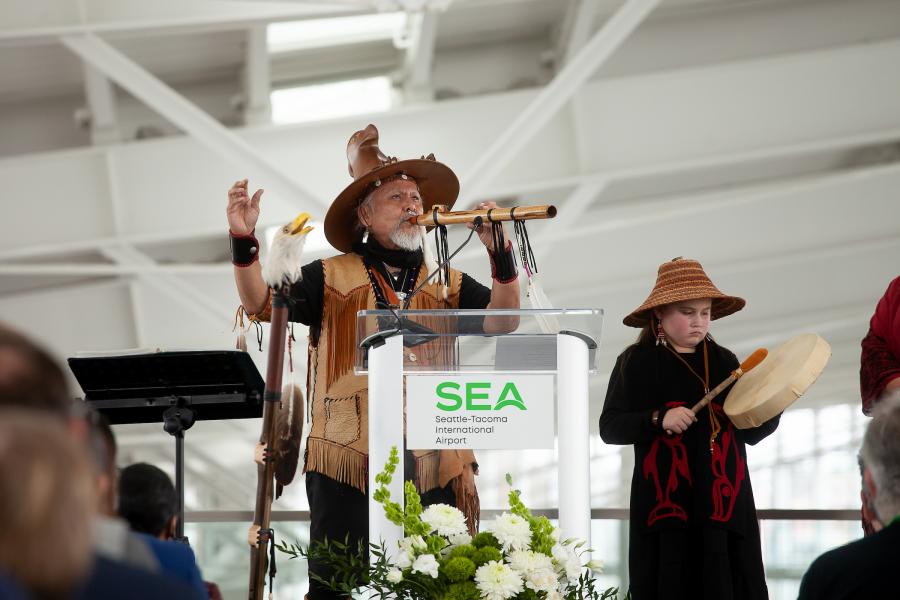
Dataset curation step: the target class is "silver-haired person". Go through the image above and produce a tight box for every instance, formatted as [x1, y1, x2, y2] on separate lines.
[798, 396, 900, 599]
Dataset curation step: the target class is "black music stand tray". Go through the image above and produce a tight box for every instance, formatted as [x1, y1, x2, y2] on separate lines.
[68, 350, 265, 541]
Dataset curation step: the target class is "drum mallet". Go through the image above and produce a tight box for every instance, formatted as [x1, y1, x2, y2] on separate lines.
[690, 348, 769, 414]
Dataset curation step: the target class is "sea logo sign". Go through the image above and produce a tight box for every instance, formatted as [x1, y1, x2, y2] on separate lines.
[406, 374, 554, 450]
[434, 381, 527, 412]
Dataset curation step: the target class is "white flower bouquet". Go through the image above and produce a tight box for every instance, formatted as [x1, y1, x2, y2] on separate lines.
[278, 447, 626, 600]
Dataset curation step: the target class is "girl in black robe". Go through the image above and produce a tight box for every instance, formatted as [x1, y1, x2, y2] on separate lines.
[599, 257, 779, 600]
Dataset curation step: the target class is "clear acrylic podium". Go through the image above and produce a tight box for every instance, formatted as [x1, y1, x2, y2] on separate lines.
[356, 308, 603, 561]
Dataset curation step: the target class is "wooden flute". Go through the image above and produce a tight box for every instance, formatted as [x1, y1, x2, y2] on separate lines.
[408, 204, 557, 226]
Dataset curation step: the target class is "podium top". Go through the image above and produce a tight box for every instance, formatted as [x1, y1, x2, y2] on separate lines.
[355, 308, 603, 374]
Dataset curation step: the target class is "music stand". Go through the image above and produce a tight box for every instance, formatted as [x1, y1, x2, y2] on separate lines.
[68, 350, 265, 541]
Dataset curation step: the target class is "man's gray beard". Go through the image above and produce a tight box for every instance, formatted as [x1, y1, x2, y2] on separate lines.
[390, 225, 421, 251]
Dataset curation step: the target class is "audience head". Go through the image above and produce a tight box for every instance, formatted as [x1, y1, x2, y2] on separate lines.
[0, 323, 70, 417]
[118, 463, 178, 540]
[0, 410, 95, 599]
[859, 396, 900, 530]
[85, 410, 118, 517]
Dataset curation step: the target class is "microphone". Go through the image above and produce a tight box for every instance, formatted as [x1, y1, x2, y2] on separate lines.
[402, 216, 482, 310]
[363, 216, 482, 355]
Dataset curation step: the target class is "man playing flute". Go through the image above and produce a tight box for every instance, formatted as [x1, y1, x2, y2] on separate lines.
[226, 124, 520, 600]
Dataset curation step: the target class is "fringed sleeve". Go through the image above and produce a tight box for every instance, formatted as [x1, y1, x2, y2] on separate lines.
[247, 288, 273, 323]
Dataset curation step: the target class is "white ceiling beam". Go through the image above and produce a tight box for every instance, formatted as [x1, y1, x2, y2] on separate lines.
[243, 25, 271, 127]
[481, 125, 900, 201]
[126, 280, 147, 348]
[0, 1, 360, 47]
[556, 0, 602, 69]
[532, 179, 607, 259]
[553, 234, 900, 306]
[103, 150, 144, 345]
[60, 32, 327, 212]
[555, 0, 602, 171]
[460, 0, 661, 202]
[3, 137, 899, 267]
[710, 302, 872, 345]
[451, 158, 900, 266]
[401, 10, 439, 103]
[11, 163, 898, 278]
[100, 245, 232, 329]
[104, 147, 234, 340]
[4, 38, 900, 261]
[727, 311, 873, 356]
[503, 159, 900, 255]
[0, 279, 139, 360]
[0, 263, 232, 276]
[81, 64, 120, 144]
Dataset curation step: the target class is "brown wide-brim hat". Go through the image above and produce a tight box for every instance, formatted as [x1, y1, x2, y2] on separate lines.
[623, 257, 745, 328]
[324, 124, 459, 254]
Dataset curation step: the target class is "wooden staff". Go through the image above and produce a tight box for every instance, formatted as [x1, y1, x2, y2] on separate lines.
[409, 204, 556, 227]
[248, 292, 289, 600]
[690, 348, 768, 414]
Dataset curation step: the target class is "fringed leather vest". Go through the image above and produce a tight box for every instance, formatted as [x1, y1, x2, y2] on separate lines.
[304, 253, 477, 505]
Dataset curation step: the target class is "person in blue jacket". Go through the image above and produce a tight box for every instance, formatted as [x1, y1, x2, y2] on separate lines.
[118, 462, 210, 598]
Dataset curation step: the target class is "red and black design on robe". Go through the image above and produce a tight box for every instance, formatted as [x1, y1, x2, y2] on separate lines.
[708, 402, 746, 523]
[642, 401, 691, 526]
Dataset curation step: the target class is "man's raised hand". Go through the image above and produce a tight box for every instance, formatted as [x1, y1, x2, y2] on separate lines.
[227, 179, 263, 235]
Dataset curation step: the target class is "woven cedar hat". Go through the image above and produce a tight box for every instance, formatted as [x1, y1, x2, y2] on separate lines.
[324, 124, 459, 253]
[623, 257, 745, 328]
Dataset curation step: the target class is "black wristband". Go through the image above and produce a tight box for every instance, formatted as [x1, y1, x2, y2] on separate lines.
[654, 406, 671, 432]
[230, 229, 260, 267]
[489, 240, 517, 283]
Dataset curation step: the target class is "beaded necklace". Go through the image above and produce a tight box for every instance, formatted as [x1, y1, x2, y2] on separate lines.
[363, 255, 418, 308]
